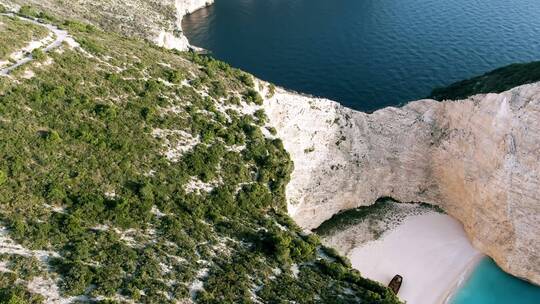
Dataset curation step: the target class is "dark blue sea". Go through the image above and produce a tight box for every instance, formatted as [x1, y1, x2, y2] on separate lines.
[183, 0, 540, 112]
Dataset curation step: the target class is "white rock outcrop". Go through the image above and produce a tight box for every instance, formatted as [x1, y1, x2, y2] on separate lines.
[155, 0, 214, 50]
[176, 0, 214, 15]
[155, 31, 190, 51]
[264, 83, 540, 285]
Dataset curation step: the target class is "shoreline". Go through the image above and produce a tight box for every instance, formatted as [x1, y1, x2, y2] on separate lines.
[346, 212, 482, 304]
[441, 254, 484, 304]
[159, 0, 215, 51]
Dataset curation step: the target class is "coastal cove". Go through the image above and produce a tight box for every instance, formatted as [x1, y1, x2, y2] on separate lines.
[318, 204, 540, 304]
[183, 0, 540, 112]
[181, 0, 540, 303]
[0, 0, 538, 303]
[315, 202, 483, 304]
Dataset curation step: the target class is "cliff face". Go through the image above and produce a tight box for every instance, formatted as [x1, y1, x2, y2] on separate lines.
[264, 83, 540, 285]
[155, 0, 214, 50]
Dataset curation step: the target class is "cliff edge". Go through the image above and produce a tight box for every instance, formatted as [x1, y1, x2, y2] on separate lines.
[264, 83, 540, 285]
[155, 0, 214, 50]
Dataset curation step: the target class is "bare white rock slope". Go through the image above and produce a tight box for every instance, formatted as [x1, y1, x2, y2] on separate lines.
[155, 0, 214, 50]
[264, 83, 540, 285]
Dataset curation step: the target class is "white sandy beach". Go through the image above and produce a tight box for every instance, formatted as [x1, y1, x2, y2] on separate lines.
[349, 212, 481, 304]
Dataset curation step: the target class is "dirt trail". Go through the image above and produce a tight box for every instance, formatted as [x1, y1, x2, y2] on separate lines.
[0, 13, 67, 76]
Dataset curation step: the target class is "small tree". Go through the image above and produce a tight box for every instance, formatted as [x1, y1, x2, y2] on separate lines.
[31, 49, 45, 61]
[243, 89, 263, 105]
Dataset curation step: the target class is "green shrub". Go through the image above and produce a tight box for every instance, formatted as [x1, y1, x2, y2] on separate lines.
[2, 293, 27, 304]
[63, 20, 96, 33]
[227, 96, 240, 105]
[253, 109, 267, 125]
[267, 83, 276, 98]
[0, 171, 6, 185]
[267, 126, 277, 135]
[0, 285, 43, 303]
[243, 89, 263, 105]
[237, 73, 254, 87]
[59, 262, 94, 295]
[31, 48, 45, 60]
[209, 80, 226, 98]
[76, 37, 104, 54]
[45, 130, 61, 142]
[19, 6, 40, 18]
[167, 69, 184, 84]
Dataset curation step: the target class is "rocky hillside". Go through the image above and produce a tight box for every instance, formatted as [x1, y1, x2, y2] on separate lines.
[0, 12, 49, 64]
[4, 0, 213, 50]
[0, 4, 401, 304]
[264, 82, 540, 285]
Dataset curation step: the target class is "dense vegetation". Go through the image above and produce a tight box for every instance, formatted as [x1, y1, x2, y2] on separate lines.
[430, 61, 540, 100]
[0, 6, 401, 304]
[314, 199, 443, 238]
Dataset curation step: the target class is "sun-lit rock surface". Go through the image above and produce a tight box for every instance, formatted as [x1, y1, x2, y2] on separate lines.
[264, 83, 540, 285]
[155, 0, 214, 50]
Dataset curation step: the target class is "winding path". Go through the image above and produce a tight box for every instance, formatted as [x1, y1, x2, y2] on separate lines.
[0, 13, 68, 76]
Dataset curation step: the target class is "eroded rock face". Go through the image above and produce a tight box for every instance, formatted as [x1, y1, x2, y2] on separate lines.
[155, 0, 214, 50]
[264, 83, 540, 285]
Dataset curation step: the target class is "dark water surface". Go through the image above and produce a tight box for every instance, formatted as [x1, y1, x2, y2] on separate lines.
[183, 0, 540, 112]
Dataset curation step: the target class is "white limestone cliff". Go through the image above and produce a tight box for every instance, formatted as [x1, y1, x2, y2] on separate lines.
[155, 0, 214, 50]
[263, 83, 540, 285]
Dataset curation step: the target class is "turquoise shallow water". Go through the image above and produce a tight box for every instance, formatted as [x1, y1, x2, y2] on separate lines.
[451, 258, 540, 304]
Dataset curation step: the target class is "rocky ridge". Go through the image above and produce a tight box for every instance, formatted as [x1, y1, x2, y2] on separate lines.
[263, 83, 540, 285]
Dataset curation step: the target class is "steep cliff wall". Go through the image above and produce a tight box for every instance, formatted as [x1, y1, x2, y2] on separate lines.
[264, 83, 540, 285]
[155, 0, 214, 50]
